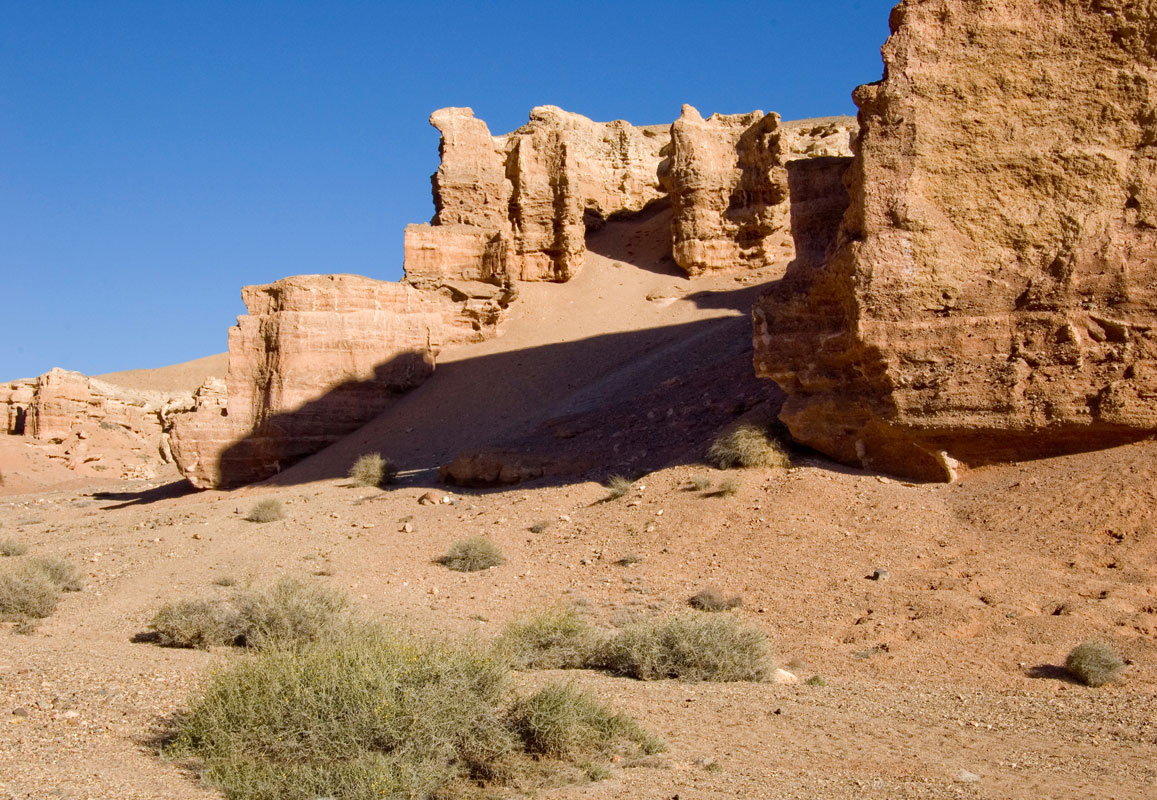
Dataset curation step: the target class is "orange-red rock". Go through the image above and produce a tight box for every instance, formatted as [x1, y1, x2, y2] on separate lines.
[755, 0, 1157, 481]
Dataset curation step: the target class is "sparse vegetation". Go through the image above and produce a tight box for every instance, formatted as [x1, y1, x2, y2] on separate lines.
[148, 578, 349, 650]
[1066, 641, 1125, 687]
[437, 537, 505, 572]
[528, 520, 552, 534]
[600, 474, 633, 502]
[164, 625, 661, 800]
[687, 475, 712, 492]
[348, 452, 396, 488]
[806, 675, 827, 687]
[615, 553, 643, 567]
[709, 478, 740, 497]
[509, 682, 664, 759]
[598, 613, 771, 682]
[498, 607, 605, 670]
[0, 556, 82, 622]
[0, 539, 28, 557]
[212, 575, 238, 587]
[688, 588, 742, 612]
[245, 499, 283, 523]
[707, 424, 790, 470]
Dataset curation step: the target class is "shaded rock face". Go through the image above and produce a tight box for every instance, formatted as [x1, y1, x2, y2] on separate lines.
[168, 275, 464, 489]
[407, 106, 854, 282]
[2, 368, 194, 478]
[755, 0, 1157, 481]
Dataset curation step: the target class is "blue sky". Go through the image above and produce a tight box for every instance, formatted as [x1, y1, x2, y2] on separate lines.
[0, 1, 894, 379]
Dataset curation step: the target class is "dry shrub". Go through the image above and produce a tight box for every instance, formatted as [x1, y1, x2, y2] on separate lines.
[1066, 641, 1125, 687]
[688, 588, 742, 612]
[598, 613, 771, 682]
[246, 499, 283, 523]
[437, 537, 505, 572]
[0, 539, 28, 557]
[528, 520, 552, 534]
[165, 626, 661, 800]
[348, 453, 396, 488]
[0, 556, 82, 621]
[509, 683, 664, 759]
[498, 607, 605, 670]
[148, 578, 348, 650]
[600, 475, 633, 502]
[707, 424, 790, 469]
[709, 478, 740, 497]
[687, 475, 712, 492]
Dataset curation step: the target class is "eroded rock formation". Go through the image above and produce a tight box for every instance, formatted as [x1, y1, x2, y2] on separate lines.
[407, 105, 854, 282]
[755, 0, 1157, 481]
[2, 368, 195, 478]
[167, 274, 495, 488]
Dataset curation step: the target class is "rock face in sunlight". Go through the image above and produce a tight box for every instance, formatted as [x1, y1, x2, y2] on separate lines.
[405, 105, 855, 282]
[755, 0, 1157, 481]
[1, 368, 194, 479]
[167, 274, 476, 489]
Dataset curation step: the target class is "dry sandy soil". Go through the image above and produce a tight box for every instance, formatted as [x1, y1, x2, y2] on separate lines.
[1, 214, 1154, 800]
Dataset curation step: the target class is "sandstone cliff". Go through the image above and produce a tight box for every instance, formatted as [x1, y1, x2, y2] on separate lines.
[755, 0, 1157, 481]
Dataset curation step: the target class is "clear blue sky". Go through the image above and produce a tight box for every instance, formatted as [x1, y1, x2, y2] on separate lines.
[1, 0, 894, 379]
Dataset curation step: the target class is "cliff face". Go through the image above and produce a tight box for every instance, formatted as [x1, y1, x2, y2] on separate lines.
[167, 274, 480, 489]
[406, 105, 854, 283]
[755, 0, 1157, 481]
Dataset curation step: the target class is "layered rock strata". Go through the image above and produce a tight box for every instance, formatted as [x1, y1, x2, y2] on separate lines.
[167, 274, 490, 489]
[406, 105, 855, 282]
[755, 0, 1157, 481]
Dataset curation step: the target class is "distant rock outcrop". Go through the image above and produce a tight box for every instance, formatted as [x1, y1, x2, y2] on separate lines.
[406, 105, 854, 282]
[755, 0, 1157, 481]
[2, 367, 194, 478]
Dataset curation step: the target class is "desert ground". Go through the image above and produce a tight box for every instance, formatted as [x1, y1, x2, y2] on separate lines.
[1, 213, 1154, 800]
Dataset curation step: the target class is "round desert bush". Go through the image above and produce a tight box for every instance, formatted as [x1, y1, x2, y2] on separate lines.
[707, 424, 790, 469]
[0, 539, 28, 557]
[1066, 641, 1125, 687]
[149, 599, 244, 649]
[27, 556, 82, 592]
[509, 683, 664, 759]
[166, 625, 516, 800]
[437, 537, 505, 572]
[245, 499, 282, 523]
[348, 453, 396, 488]
[599, 613, 771, 682]
[0, 563, 61, 621]
[498, 607, 605, 670]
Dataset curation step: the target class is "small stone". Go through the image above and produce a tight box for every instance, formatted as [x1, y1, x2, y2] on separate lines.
[11, 707, 29, 717]
[441, 496, 452, 504]
[61, 710, 80, 719]
[418, 492, 438, 506]
[955, 770, 980, 783]
[191, 533, 201, 540]
[401, 522, 414, 533]
[558, 514, 571, 522]
[773, 669, 799, 685]
[870, 568, 890, 581]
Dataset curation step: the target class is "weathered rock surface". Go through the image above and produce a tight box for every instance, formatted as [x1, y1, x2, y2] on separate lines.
[167, 274, 483, 489]
[407, 105, 855, 282]
[2, 368, 195, 478]
[755, 0, 1157, 481]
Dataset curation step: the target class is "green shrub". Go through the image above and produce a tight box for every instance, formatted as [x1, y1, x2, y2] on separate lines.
[1066, 641, 1125, 687]
[707, 424, 790, 469]
[0, 539, 28, 557]
[245, 499, 282, 523]
[437, 537, 505, 572]
[598, 613, 771, 682]
[147, 578, 349, 650]
[498, 607, 605, 670]
[348, 453, 396, 488]
[688, 588, 742, 612]
[600, 475, 633, 502]
[149, 599, 244, 649]
[509, 683, 664, 759]
[165, 626, 662, 799]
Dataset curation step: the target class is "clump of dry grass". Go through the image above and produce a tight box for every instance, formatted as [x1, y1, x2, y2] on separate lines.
[147, 578, 349, 650]
[598, 613, 771, 682]
[688, 588, 742, 612]
[437, 537, 505, 572]
[498, 607, 606, 670]
[707, 424, 790, 469]
[0, 556, 82, 622]
[599, 475, 633, 502]
[348, 452, 396, 488]
[164, 625, 662, 800]
[1066, 641, 1126, 687]
[687, 475, 713, 492]
[0, 539, 28, 557]
[708, 478, 740, 497]
[245, 499, 282, 523]
[528, 520, 552, 534]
